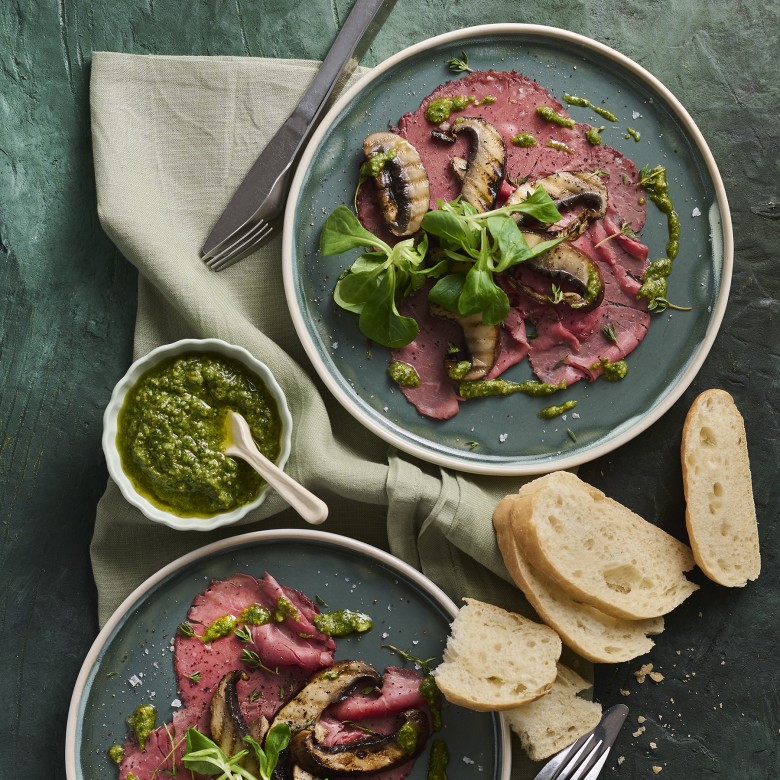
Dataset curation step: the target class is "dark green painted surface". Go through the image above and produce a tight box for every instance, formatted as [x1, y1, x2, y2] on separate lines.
[1, 1, 778, 778]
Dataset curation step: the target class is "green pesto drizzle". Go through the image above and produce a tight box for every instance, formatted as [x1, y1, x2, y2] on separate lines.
[586, 126, 605, 146]
[388, 361, 421, 388]
[511, 132, 537, 147]
[458, 379, 566, 399]
[241, 604, 272, 625]
[396, 720, 419, 756]
[313, 609, 373, 637]
[108, 744, 125, 764]
[562, 94, 618, 122]
[202, 614, 238, 643]
[425, 95, 496, 124]
[127, 704, 156, 751]
[273, 596, 299, 623]
[590, 358, 629, 381]
[546, 139, 575, 154]
[427, 739, 449, 780]
[639, 165, 680, 259]
[419, 675, 442, 731]
[625, 127, 641, 141]
[446, 360, 472, 381]
[539, 400, 578, 419]
[536, 105, 575, 128]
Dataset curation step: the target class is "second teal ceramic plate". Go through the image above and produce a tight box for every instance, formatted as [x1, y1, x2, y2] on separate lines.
[282, 24, 732, 475]
[66, 530, 510, 780]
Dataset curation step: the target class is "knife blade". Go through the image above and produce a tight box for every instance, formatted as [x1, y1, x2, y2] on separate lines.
[201, 0, 397, 258]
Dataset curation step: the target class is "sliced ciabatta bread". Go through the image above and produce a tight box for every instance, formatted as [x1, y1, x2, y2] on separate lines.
[681, 389, 760, 587]
[494, 495, 664, 663]
[502, 663, 602, 762]
[432, 598, 561, 711]
[512, 471, 698, 620]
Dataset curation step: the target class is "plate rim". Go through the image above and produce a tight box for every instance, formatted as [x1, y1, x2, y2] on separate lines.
[282, 22, 733, 475]
[65, 528, 512, 780]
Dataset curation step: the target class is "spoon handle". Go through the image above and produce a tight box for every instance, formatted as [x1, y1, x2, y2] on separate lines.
[233, 442, 328, 525]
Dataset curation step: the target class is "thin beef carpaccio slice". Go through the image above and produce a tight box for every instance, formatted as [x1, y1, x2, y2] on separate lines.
[119, 573, 336, 780]
[368, 70, 653, 411]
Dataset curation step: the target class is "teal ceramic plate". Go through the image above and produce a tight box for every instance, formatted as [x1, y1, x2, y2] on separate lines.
[282, 24, 732, 475]
[65, 530, 510, 780]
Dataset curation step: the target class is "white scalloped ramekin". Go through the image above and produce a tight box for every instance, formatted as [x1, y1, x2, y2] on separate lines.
[102, 338, 292, 531]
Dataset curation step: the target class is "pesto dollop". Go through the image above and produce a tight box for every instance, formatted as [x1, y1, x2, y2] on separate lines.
[539, 400, 578, 419]
[388, 360, 421, 388]
[360, 148, 397, 179]
[536, 105, 575, 128]
[446, 360, 472, 381]
[459, 379, 566, 399]
[637, 257, 673, 306]
[202, 614, 238, 643]
[425, 95, 496, 124]
[127, 704, 156, 751]
[427, 739, 449, 780]
[107, 744, 125, 764]
[313, 609, 373, 637]
[625, 127, 641, 141]
[561, 94, 618, 122]
[273, 595, 299, 622]
[585, 125, 605, 146]
[396, 719, 419, 756]
[599, 358, 629, 381]
[117, 353, 282, 517]
[241, 603, 272, 625]
[511, 132, 537, 147]
[546, 139, 575, 154]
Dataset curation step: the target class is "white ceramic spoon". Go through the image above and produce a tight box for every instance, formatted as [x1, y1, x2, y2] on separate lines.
[224, 410, 328, 525]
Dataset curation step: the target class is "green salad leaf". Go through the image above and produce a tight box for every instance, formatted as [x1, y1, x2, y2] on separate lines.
[319, 188, 562, 348]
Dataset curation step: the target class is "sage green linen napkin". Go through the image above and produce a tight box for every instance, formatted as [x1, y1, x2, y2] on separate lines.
[89, 52, 535, 627]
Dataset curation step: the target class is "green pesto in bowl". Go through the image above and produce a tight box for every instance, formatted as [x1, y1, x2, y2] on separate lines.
[117, 352, 282, 517]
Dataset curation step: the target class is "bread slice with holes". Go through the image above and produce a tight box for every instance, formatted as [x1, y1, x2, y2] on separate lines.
[502, 663, 603, 762]
[432, 598, 561, 711]
[681, 389, 760, 586]
[494, 494, 665, 663]
[512, 471, 698, 620]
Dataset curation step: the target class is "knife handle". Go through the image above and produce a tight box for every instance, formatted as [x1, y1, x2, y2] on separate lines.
[292, 0, 393, 127]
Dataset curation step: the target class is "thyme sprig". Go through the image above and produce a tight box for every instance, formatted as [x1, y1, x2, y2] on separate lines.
[447, 51, 474, 73]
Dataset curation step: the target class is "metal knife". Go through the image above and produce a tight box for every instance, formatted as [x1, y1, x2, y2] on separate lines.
[201, 0, 397, 258]
[532, 704, 629, 780]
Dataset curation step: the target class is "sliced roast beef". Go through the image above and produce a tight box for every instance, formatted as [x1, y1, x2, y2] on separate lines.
[389, 287, 463, 420]
[326, 666, 427, 722]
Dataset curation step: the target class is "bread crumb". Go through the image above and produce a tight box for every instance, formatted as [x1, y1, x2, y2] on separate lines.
[637, 715, 646, 723]
[620, 689, 631, 697]
[649, 671, 665, 683]
[617, 756, 625, 765]
[634, 663, 654, 683]
[650, 741, 657, 749]
[632, 726, 646, 737]
[652, 767, 663, 774]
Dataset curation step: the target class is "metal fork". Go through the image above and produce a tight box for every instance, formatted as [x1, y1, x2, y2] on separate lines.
[533, 704, 628, 780]
[201, 0, 396, 272]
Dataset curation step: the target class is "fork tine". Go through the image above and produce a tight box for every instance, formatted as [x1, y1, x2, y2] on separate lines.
[210, 220, 275, 271]
[205, 219, 273, 272]
[204, 218, 266, 267]
[560, 736, 606, 780]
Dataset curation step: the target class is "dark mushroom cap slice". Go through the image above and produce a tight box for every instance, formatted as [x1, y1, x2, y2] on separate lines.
[362, 132, 430, 236]
[508, 171, 608, 235]
[521, 232, 604, 310]
[272, 660, 382, 734]
[289, 708, 430, 777]
[448, 117, 506, 213]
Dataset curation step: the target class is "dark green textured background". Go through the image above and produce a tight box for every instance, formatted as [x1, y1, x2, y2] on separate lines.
[1, 1, 778, 777]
